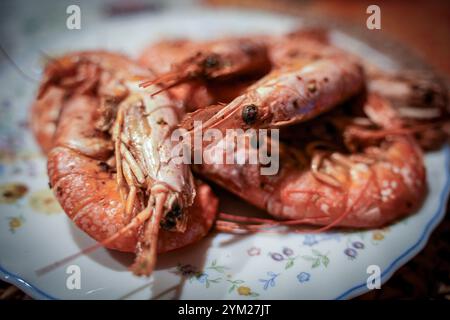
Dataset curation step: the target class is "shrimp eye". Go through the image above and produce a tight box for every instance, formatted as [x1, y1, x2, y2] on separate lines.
[169, 203, 182, 218]
[160, 203, 182, 230]
[203, 55, 219, 69]
[242, 104, 258, 125]
[160, 218, 176, 230]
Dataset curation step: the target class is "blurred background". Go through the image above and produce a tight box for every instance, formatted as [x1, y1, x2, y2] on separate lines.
[1, 0, 449, 76]
[0, 0, 449, 300]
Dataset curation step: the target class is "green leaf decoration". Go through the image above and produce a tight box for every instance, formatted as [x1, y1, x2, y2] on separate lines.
[285, 259, 294, 269]
[312, 259, 320, 268]
[322, 256, 330, 267]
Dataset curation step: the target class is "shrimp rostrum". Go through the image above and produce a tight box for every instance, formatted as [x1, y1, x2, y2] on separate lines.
[34, 51, 218, 276]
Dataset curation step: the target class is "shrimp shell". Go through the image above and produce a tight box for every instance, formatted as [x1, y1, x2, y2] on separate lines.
[32, 51, 218, 275]
[195, 95, 427, 229]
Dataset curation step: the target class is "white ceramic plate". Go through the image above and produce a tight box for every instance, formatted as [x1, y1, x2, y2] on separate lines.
[0, 4, 449, 300]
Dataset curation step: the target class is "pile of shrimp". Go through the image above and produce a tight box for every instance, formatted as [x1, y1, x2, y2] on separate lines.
[30, 28, 449, 276]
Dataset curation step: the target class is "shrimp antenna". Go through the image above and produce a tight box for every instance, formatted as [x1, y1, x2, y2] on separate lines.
[215, 212, 329, 234]
[215, 172, 372, 235]
[35, 206, 154, 277]
[294, 170, 373, 234]
[129, 192, 167, 276]
[139, 67, 195, 96]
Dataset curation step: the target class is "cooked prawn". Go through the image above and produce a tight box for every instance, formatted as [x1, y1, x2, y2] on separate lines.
[140, 37, 270, 93]
[181, 54, 364, 138]
[31, 50, 148, 154]
[35, 51, 218, 276]
[144, 29, 448, 151]
[194, 94, 426, 231]
[138, 38, 268, 111]
[269, 27, 450, 149]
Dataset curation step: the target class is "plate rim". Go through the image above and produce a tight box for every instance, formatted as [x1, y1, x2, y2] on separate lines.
[1, 146, 449, 300]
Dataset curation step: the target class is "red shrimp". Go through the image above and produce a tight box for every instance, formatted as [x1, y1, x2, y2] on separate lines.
[193, 94, 426, 231]
[33, 51, 218, 276]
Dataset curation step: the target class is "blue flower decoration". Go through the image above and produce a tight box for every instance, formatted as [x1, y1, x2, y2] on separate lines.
[1, 99, 11, 109]
[352, 241, 365, 249]
[303, 235, 318, 246]
[282, 247, 294, 256]
[297, 272, 311, 283]
[259, 272, 279, 290]
[196, 273, 208, 283]
[319, 232, 341, 242]
[344, 248, 357, 259]
[269, 252, 284, 261]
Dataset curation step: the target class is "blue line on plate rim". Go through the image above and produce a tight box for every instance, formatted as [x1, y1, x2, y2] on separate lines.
[0, 264, 56, 300]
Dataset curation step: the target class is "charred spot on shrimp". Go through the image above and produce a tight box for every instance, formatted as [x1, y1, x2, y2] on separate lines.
[202, 55, 220, 69]
[160, 218, 177, 230]
[307, 80, 317, 93]
[98, 161, 110, 172]
[157, 118, 168, 126]
[242, 104, 258, 125]
[56, 186, 63, 198]
[160, 203, 183, 230]
[239, 42, 258, 56]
